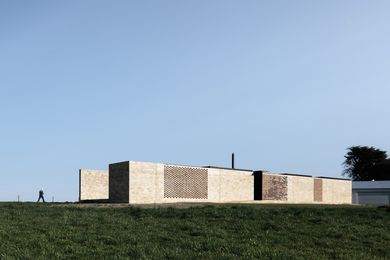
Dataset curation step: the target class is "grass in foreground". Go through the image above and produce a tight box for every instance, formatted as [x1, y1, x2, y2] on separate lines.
[0, 203, 389, 259]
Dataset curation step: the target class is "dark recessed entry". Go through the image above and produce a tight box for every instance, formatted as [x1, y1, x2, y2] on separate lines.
[254, 171, 263, 200]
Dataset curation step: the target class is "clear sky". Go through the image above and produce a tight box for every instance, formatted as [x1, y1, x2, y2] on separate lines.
[1, 1, 389, 202]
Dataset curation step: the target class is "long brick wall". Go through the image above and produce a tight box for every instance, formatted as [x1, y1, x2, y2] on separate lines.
[261, 172, 351, 204]
[116, 161, 254, 204]
[79, 161, 351, 204]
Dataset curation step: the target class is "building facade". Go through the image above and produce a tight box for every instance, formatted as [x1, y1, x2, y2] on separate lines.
[79, 160, 352, 204]
[352, 181, 390, 205]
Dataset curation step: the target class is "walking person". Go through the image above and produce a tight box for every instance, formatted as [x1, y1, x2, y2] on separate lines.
[37, 189, 45, 202]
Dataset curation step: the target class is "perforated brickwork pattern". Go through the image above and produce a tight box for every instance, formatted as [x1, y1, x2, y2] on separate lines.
[164, 165, 208, 199]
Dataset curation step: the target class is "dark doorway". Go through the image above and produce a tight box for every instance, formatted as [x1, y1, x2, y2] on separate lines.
[254, 171, 263, 200]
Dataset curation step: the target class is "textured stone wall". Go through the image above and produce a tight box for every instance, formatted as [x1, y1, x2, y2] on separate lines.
[79, 169, 108, 201]
[262, 173, 288, 201]
[129, 161, 159, 204]
[82, 160, 351, 204]
[287, 176, 314, 203]
[322, 178, 351, 204]
[261, 173, 351, 204]
[109, 162, 130, 203]
[217, 168, 254, 202]
[125, 161, 253, 204]
[313, 179, 323, 202]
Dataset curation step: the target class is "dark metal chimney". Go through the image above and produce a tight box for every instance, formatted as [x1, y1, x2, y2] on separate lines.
[232, 153, 235, 169]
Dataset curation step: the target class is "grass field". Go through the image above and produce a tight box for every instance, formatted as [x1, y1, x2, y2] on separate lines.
[0, 203, 389, 259]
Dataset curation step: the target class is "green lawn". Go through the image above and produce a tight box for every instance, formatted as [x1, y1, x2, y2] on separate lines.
[0, 203, 389, 259]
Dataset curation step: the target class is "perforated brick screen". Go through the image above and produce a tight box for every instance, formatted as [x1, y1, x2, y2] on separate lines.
[164, 165, 208, 199]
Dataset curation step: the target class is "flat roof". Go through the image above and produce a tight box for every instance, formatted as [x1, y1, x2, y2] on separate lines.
[202, 166, 253, 172]
[353, 180, 390, 189]
[314, 176, 351, 181]
[263, 172, 350, 180]
[315, 176, 350, 181]
[281, 173, 313, 178]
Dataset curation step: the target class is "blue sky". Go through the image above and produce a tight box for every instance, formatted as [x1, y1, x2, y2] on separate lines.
[1, 1, 389, 201]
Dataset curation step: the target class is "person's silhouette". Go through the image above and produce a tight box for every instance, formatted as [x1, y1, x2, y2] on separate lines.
[37, 189, 45, 202]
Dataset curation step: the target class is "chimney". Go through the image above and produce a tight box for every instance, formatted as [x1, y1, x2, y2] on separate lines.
[232, 153, 235, 169]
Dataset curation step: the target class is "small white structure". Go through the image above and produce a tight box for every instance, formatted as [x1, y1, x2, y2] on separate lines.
[352, 181, 390, 205]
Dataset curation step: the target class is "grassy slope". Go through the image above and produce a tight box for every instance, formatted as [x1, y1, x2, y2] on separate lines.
[0, 203, 389, 259]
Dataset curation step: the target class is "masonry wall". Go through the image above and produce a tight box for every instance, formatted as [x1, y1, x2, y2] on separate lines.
[129, 161, 160, 204]
[79, 169, 108, 201]
[124, 161, 254, 204]
[209, 168, 254, 202]
[262, 173, 287, 201]
[99, 160, 352, 204]
[322, 178, 352, 204]
[287, 176, 314, 203]
[261, 173, 351, 204]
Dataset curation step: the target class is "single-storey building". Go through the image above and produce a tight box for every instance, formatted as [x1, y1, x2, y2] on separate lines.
[79, 160, 352, 204]
[352, 181, 390, 205]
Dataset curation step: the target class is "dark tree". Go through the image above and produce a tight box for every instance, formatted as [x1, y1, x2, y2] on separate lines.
[343, 146, 388, 181]
[369, 159, 390, 180]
